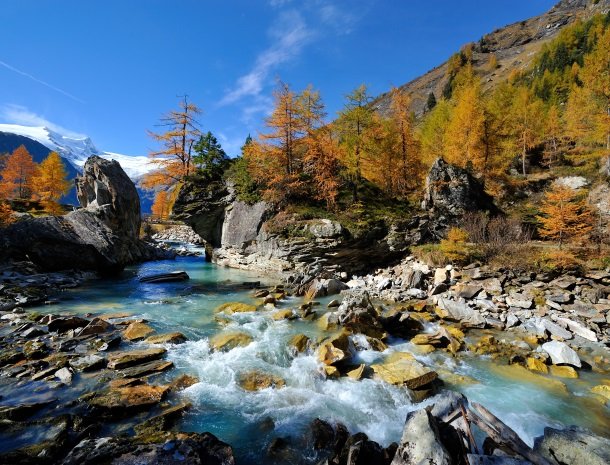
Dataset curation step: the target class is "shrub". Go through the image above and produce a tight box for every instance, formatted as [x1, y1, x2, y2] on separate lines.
[411, 244, 450, 267]
[440, 227, 472, 264]
[536, 249, 583, 273]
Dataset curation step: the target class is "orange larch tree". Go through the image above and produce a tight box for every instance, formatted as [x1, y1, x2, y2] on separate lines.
[32, 151, 71, 214]
[151, 190, 170, 220]
[509, 86, 545, 176]
[537, 183, 593, 249]
[246, 81, 307, 203]
[387, 87, 422, 196]
[299, 85, 341, 209]
[445, 79, 486, 172]
[144, 96, 202, 189]
[0, 145, 38, 199]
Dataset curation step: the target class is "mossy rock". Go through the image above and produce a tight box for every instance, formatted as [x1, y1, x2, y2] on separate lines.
[214, 302, 258, 314]
[526, 357, 549, 374]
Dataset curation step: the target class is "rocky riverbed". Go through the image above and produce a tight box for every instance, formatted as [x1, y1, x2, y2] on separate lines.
[0, 251, 608, 464]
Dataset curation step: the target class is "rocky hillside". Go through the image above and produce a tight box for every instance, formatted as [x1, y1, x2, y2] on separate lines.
[373, 0, 610, 115]
[172, 159, 497, 291]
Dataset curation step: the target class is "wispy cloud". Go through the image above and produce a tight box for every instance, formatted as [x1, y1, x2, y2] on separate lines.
[0, 104, 85, 138]
[219, 10, 313, 106]
[0, 59, 85, 104]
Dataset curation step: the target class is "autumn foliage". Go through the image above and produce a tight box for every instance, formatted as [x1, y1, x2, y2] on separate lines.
[0, 145, 37, 199]
[32, 152, 71, 214]
[537, 183, 593, 249]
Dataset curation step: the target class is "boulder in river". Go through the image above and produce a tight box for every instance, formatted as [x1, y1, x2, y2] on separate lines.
[541, 341, 581, 368]
[0, 156, 172, 274]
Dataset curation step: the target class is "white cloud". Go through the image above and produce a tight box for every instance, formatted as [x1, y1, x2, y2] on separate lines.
[219, 10, 312, 106]
[0, 104, 85, 138]
[0, 59, 85, 104]
[268, 0, 293, 7]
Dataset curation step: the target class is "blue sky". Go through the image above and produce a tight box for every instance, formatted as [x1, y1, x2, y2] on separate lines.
[0, 0, 557, 158]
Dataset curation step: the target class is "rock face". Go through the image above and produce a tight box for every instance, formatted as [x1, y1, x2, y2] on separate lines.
[172, 180, 418, 281]
[0, 156, 170, 274]
[422, 158, 497, 219]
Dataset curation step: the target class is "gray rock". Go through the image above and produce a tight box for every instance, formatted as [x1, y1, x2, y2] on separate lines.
[541, 318, 573, 340]
[406, 288, 428, 299]
[467, 455, 531, 465]
[550, 276, 577, 290]
[505, 314, 520, 328]
[436, 297, 486, 328]
[480, 278, 503, 295]
[308, 219, 343, 238]
[422, 158, 497, 218]
[541, 341, 581, 368]
[391, 409, 452, 465]
[534, 426, 610, 465]
[556, 317, 598, 342]
[555, 176, 588, 190]
[485, 317, 505, 330]
[55, 367, 73, 384]
[457, 284, 483, 299]
[70, 354, 106, 372]
[506, 293, 533, 309]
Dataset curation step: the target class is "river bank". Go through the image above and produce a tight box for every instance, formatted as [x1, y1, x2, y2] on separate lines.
[0, 252, 608, 464]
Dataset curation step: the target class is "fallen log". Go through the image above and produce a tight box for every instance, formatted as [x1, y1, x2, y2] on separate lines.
[468, 402, 553, 465]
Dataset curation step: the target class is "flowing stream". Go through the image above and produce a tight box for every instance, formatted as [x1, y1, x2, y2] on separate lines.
[33, 251, 610, 463]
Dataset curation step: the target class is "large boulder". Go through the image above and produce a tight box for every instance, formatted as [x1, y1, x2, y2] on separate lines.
[422, 158, 496, 218]
[391, 408, 452, 465]
[0, 156, 166, 273]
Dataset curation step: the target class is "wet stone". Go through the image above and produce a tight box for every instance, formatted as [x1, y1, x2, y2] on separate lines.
[107, 348, 167, 370]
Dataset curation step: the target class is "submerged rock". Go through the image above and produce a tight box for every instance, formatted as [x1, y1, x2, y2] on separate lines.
[145, 332, 188, 344]
[107, 348, 167, 370]
[123, 321, 155, 341]
[89, 383, 169, 414]
[214, 302, 257, 314]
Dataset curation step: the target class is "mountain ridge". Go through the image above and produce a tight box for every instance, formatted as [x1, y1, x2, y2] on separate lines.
[373, 0, 610, 115]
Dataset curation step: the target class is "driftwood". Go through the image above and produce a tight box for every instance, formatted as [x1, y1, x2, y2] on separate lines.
[468, 402, 553, 465]
[440, 402, 552, 465]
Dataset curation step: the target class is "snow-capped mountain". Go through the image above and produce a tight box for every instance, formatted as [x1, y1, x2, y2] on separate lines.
[0, 124, 154, 180]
